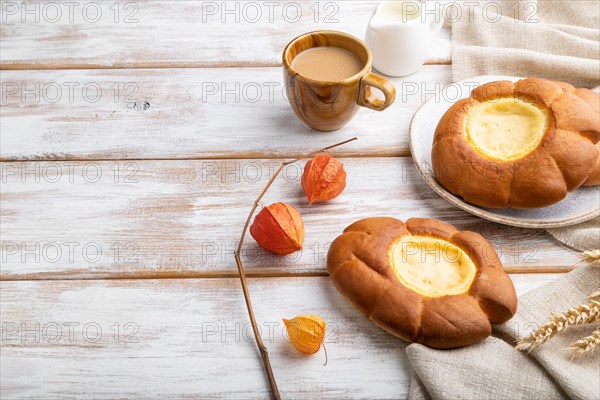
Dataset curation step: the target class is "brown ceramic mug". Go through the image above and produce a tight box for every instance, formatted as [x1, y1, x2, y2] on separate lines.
[283, 30, 396, 132]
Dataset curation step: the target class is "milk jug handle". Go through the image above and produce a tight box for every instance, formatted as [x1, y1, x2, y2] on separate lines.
[427, 11, 444, 36]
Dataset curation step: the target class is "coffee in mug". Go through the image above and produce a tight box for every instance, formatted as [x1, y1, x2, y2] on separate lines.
[283, 30, 396, 132]
[291, 46, 364, 81]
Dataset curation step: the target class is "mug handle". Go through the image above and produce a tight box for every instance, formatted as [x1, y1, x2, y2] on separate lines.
[358, 72, 396, 111]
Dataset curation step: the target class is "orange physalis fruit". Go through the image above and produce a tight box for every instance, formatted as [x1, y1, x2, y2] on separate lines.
[283, 315, 326, 357]
[249, 202, 304, 255]
[301, 154, 347, 204]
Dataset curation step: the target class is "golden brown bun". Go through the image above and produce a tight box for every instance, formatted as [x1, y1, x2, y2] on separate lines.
[432, 79, 600, 208]
[575, 87, 600, 186]
[327, 217, 517, 349]
[583, 142, 600, 186]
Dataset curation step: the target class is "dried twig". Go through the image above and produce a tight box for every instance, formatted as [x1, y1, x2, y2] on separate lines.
[516, 299, 600, 352]
[234, 137, 357, 399]
[570, 329, 600, 357]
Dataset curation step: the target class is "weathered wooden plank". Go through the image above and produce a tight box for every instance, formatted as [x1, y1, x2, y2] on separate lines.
[0, 274, 560, 399]
[0, 65, 453, 160]
[0, 1, 451, 70]
[0, 158, 580, 279]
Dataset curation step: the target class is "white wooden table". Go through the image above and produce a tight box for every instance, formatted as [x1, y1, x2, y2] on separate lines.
[0, 2, 577, 398]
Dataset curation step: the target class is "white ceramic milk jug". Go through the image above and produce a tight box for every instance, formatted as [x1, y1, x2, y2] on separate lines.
[366, 1, 444, 77]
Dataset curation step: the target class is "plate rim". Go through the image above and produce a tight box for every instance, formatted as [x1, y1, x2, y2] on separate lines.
[408, 75, 600, 229]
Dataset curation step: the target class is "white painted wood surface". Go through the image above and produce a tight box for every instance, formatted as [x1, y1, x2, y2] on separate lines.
[1, 158, 579, 279]
[0, 65, 455, 160]
[0, 1, 451, 69]
[0, 2, 582, 399]
[0, 274, 560, 399]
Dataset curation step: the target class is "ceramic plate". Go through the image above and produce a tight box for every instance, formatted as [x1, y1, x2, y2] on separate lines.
[409, 75, 600, 229]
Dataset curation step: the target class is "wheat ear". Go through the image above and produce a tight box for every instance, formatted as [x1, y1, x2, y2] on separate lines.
[516, 300, 600, 352]
[569, 329, 600, 357]
[582, 250, 600, 267]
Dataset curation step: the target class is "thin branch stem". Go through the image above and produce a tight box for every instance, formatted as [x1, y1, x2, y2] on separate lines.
[234, 137, 357, 399]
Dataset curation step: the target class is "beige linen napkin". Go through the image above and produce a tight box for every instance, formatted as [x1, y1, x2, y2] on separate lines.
[407, 266, 600, 400]
[451, 0, 600, 87]
[547, 216, 600, 252]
